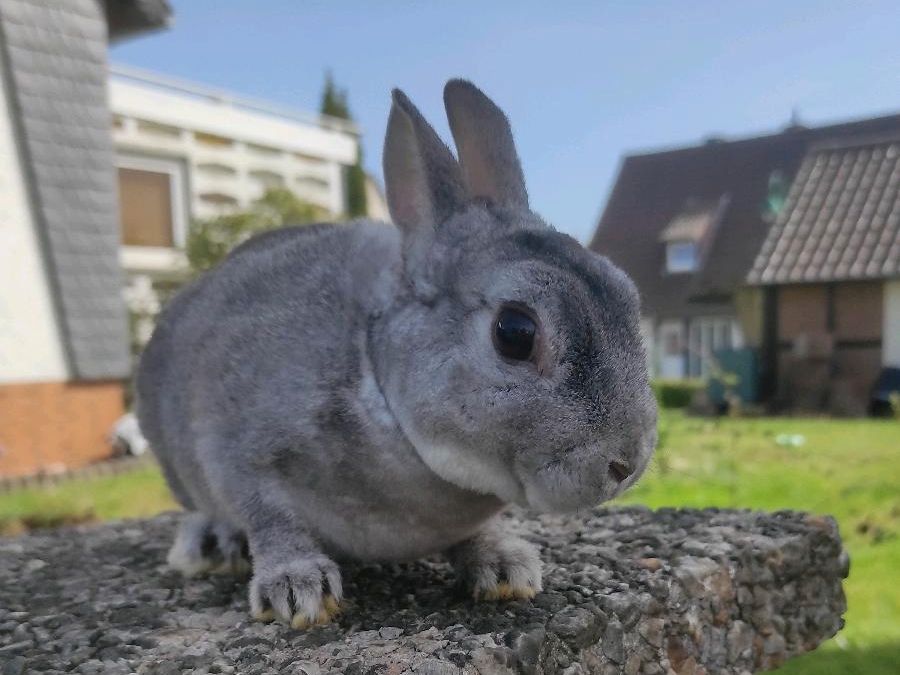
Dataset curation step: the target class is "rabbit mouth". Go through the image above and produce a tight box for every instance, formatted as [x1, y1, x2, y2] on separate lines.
[517, 445, 640, 513]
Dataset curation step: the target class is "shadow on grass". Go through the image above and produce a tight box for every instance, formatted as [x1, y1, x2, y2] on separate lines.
[775, 642, 900, 675]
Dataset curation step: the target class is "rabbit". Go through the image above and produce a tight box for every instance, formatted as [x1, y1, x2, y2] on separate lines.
[136, 79, 657, 629]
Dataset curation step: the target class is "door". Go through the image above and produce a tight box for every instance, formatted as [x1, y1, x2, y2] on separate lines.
[658, 321, 685, 378]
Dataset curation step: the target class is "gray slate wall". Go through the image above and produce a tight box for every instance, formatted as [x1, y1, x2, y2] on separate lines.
[0, 0, 129, 380]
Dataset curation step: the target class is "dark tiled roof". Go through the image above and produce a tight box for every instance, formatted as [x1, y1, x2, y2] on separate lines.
[104, 0, 172, 41]
[0, 0, 130, 379]
[589, 113, 900, 318]
[747, 136, 900, 284]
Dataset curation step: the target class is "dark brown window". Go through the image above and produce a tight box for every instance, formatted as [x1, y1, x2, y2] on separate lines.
[118, 168, 174, 247]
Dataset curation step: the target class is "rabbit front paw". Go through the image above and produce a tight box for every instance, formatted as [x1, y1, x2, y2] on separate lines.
[249, 554, 343, 629]
[450, 530, 543, 601]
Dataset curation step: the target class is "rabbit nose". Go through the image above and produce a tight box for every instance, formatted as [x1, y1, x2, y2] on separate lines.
[608, 460, 632, 484]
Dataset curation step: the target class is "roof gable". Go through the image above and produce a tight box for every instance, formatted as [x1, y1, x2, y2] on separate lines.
[590, 113, 900, 317]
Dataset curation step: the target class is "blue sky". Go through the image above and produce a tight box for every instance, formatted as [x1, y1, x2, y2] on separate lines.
[112, 1, 900, 243]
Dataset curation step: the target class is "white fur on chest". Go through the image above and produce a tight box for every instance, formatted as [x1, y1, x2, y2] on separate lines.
[403, 428, 526, 507]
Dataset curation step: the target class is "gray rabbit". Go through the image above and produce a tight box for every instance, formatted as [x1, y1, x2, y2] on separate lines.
[136, 80, 657, 629]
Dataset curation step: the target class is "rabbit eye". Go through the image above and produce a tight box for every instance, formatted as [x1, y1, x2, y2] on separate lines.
[494, 307, 536, 361]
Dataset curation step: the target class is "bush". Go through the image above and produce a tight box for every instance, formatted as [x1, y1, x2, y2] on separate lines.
[186, 188, 327, 274]
[652, 379, 705, 409]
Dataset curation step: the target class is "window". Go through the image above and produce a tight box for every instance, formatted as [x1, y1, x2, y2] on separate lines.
[247, 143, 281, 157]
[296, 175, 330, 190]
[663, 328, 682, 355]
[294, 151, 326, 165]
[249, 169, 285, 190]
[657, 321, 686, 378]
[194, 131, 233, 148]
[762, 169, 789, 221]
[687, 317, 741, 377]
[135, 120, 181, 139]
[119, 169, 174, 247]
[666, 241, 698, 273]
[199, 192, 239, 208]
[117, 156, 186, 248]
[196, 162, 237, 177]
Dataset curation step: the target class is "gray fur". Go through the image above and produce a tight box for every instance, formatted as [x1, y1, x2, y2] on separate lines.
[136, 80, 657, 627]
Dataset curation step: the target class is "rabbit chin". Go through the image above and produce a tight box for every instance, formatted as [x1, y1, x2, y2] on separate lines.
[408, 436, 619, 514]
[519, 472, 617, 514]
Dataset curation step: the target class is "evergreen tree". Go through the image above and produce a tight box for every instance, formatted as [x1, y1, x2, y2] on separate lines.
[320, 70, 350, 119]
[320, 71, 367, 217]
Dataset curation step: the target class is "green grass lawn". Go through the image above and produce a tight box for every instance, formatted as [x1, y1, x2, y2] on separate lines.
[0, 412, 897, 672]
[0, 463, 176, 536]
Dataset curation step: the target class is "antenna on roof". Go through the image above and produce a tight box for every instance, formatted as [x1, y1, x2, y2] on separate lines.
[784, 107, 806, 132]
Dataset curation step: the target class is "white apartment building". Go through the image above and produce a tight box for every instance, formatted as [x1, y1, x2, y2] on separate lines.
[109, 65, 362, 281]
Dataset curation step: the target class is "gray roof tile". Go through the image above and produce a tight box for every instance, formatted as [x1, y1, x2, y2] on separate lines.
[591, 111, 900, 318]
[0, 0, 129, 379]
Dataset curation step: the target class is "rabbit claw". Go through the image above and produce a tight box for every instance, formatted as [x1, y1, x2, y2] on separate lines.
[289, 594, 341, 629]
[450, 527, 543, 603]
[254, 595, 340, 628]
[249, 554, 343, 629]
[478, 581, 537, 601]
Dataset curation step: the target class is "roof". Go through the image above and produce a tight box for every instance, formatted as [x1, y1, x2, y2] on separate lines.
[747, 135, 900, 284]
[104, 0, 172, 41]
[0, 0, 130, 379]
[589, 112, 900, 318]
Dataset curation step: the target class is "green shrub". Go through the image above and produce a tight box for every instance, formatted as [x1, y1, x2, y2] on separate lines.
[652, 378, 705, 409]
[186, 188, 327, 274]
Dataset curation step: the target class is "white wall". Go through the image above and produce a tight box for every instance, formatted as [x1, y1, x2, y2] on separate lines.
[0, 49, 68, 383]
[109, 76, 357, 165]
[884, 279, 900, 367]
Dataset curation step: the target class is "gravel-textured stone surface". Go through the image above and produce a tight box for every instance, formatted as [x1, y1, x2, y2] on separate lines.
[0, 507, 847, 674]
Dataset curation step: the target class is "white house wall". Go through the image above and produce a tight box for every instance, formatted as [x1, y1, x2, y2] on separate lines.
[109, 71, 357, 220]
[0, 47, 67, 383]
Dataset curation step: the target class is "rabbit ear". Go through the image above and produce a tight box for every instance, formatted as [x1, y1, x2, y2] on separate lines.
[443, 79, 528, 210]
[383, 88, 466, 241]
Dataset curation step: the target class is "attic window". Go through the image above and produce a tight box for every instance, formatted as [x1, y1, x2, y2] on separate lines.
[666, 241, 698, 273]
[659, 197, 728, 274]
[762, 169, 788, 222]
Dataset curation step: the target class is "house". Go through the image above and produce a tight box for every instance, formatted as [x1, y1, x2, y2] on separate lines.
[590, 112, 900, 404]
[747, 135, 900, 414]
[0, 2, 389, 477]
[0, 0, 170, 477]
[108, 65, 365, 286]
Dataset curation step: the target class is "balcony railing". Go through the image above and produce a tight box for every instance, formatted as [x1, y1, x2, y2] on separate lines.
[110, 64, 359, 136]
